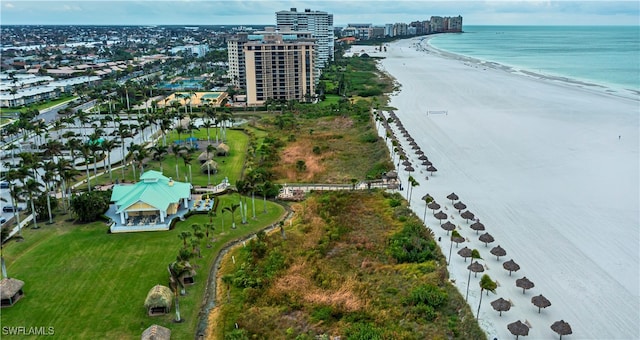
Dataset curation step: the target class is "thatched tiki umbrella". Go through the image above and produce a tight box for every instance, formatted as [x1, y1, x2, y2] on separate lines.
[416, 150, 425, 156]
[141, 324, 171, 340]
[441, 221, 456, 235]
[200, 160, 218, 174]
[216, 143, 230, 156]
[453, 201, 467, 213]
[434, 211, 448, 225]
[402, 160, 412, 167]
[421, 193, 434, 222]
[411, 144, 420, 150]
[426, 165, 438, 175]
[467, 260, 485, 278]
[422, 160, 433, 167]
[461, 210, 475, 224]
[447, 192, 459, 203]
[144, 285, 173, 316]
[427, 201, 441, 212]
[479, 232, 495, 247]
[0, 278, 25, 307]
[551, 320, 572, 339]
[531, 294, 552, 313]
[516, 276, 535, 294]
[491, 297, 512, 316]
[503, 259, 521, 276]
[490, 245, 507, 260]
[470, 221, 485, 234]
[458, 246, 472, 262]
[448, 230, 465, 265]
[508, 320, 530, 339]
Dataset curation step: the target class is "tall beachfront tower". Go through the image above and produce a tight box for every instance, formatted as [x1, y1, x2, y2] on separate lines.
[227, 32, 249, 88]
[243, 28, 316, 106]
[276, 7, 334, 83]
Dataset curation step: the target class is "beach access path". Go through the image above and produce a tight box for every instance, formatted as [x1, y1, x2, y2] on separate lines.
[357, 37, 639, 339]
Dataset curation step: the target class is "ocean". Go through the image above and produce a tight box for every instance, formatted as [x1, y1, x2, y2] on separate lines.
[428, 26, 640, 92]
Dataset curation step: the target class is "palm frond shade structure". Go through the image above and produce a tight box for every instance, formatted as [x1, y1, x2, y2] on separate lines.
[426, 165, 438, 174]
[491, 297, 512, 316]
[508, 320, 530, 339]
[427, 201, 441, 211]
[490, 245, 507, 260]
[503, 259, 521, 276]
[144, 285, 173, 316]
[422, 160, 433, 166]
[470, 221, 485, 234]
[516, 276, 535, 294]
[416, 150, 425, 156]
[467, 261, 485, 278]
[141, 324, 171, 340]
[441, 221, 456, 234]
[434, 211, 448, 224]
[0, 278, 25, 307]
[402, 160, 412, 167]
[531, 294, 552, 313]
[446, 192, 459, 203]
[404, 166, 415, 173]
[479, 232, 495, 247]
[453, 201, 467, 212]
[461, 210, 475, 223]
[551, 320, 572, 339]
[458, 246, 473, 262]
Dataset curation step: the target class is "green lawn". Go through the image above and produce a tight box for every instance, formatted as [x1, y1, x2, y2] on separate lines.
[92, 128, 248, 188]
[1, 195, 286, 339]
[0, 96, 78, 115]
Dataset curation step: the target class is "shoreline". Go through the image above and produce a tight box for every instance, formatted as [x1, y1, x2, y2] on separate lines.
[361, 38, 639, 339]
[417, 35, 640, 101]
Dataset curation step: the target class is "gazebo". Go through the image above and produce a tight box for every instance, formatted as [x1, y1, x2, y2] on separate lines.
[200, 160, 218, 174]
[110, 170, 191, 232]
[144, 285, 173, 316]
[216, 143, 230, 156]
[141, 324, 171, 340]
[197, 151, 212, 164]
[0, 278, 25, 308]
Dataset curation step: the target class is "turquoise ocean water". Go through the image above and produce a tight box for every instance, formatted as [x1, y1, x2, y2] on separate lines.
[428, 26, 640, 92]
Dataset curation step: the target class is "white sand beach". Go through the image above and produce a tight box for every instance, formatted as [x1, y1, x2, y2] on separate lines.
[352, 37, 639, 339]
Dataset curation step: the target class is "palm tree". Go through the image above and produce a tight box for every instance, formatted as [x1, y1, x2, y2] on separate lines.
[222, 203, 240, 229]
[422, 194, 433, 223]
[55, 158, 78, 213]
[204, 222, 214, 247]
[150, 145, 168, 172]
[41, 160, 58, 224]
[100, 139, 120, 181]
[23, 178, 43, 229]
[448, 230, 463, 265]
[178, 231, 192, 248]
[180, 152, 194, 182]
[79, 143, 93, 191]
[201, 119, 214, 142]
[466, 249, 482, 301]
[5, 171, 25, 237]
[477, 274, 497, 321]
[407, 176, 419, 206]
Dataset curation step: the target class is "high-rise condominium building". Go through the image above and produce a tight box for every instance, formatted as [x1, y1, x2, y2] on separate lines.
[244, 28, 315, 106]
[276, 8, 333, 82]
[227, 33, 248, 88]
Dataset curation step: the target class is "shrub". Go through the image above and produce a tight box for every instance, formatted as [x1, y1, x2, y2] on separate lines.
[388, 222, 438, 263]
[345, 322, 383, 340]
[70, 190, 111, 223]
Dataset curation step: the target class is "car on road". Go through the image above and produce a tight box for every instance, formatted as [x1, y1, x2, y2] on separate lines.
[0, 181, 9, 189]
[2, 206, 23, 213]
[0, 217, 6, 224]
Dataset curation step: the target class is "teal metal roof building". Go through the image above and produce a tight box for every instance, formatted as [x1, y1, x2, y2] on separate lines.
[110, 170, 191, 232]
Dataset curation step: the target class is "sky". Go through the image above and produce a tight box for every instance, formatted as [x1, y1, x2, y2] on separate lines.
[1, 0, 639, 26]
